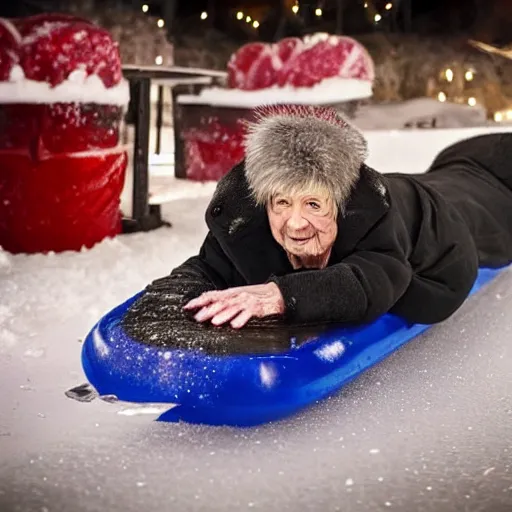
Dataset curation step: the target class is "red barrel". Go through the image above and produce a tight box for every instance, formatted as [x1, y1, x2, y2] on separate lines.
[0, 103, 127, 253]
[0, 15, 129, 254]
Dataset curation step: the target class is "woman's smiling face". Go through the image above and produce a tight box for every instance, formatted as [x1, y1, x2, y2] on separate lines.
[267, 190, 338, 268]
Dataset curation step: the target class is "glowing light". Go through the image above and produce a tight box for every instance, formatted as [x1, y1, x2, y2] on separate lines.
[155, 55, 163, 65]
[246, 15, 252, 23]
[364, 2, 368, 7]
[141, 4, 148, 13]
[315, 8, 323, 16]
[374, 14, 382, 22]
[385, 2, 392, 9]
[445, 68, 453, 82]
[465, 70, 474, 81]
[253, 20, 260, 28]
[200, 11, 208, 20]
[507, 110, 512, 120]
[157, 18, 165, 28]
[467, 97, 477, 107]
[494, 112, 504, 122]
[438, 92, 447, 102]
[292, 5, 299, 14]
[236, 11, 244, 20]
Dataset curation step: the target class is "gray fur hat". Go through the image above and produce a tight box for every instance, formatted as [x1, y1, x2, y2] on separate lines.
[243, 105, 368, 209]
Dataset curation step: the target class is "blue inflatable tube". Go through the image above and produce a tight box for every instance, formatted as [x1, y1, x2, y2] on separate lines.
[82, 267, 504, 427]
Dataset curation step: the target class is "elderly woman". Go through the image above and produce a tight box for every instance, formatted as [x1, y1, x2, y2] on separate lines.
[124, 106, 512, 340]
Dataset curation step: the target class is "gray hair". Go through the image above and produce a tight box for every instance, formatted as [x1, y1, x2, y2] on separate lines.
[243, 105, 368, 211]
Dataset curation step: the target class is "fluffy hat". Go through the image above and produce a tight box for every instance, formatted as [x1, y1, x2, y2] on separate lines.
[243, 104, 368, 209]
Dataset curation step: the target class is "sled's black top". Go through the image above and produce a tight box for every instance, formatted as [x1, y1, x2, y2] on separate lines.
[122, 276, 332, 355]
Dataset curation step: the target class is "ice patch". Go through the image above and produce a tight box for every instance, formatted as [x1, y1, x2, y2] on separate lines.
[314, 340, 346, 362]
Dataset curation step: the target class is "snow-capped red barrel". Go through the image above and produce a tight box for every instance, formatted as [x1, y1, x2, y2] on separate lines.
[179, 33, 374, 181]
[0, 15, 129, 254]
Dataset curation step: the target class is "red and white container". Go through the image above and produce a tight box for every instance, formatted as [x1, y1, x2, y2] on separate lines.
[176, 33, 375, 181]
[0, 14, 129, 254]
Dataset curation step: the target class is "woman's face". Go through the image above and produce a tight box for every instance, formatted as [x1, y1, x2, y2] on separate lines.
[267, 191, 338, 265]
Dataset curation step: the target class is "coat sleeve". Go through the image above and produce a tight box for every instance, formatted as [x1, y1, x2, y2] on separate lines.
[270, 218, 413, 325]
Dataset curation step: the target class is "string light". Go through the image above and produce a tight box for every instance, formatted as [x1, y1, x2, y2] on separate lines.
[236, 11, 243, 20]
[157, 18, 165, 28]
[253, 21, 260, 28]
[467, 97, 477, 107]
[364, 2, 368, 8]
[315, 8, 323, 16]
[438, 92, 447, 102]
[493, 109, 512, 122]
[292, 4, 299, 14]
[141, 4, 148, 13]
[200, 11, 208, 20]
[465, 70, 474, 81]
[445, 68, 454, 82]
[374, 14, 382, 22]
[155, 55, 163, 65]
[246, 15, 252, 23]
[385, 2, 392, 9]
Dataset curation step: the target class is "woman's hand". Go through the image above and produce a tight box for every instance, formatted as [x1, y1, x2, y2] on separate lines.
[183, 282, 285, 329]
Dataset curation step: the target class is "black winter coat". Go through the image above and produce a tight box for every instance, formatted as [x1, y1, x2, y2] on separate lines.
[124, 134, 512, 345]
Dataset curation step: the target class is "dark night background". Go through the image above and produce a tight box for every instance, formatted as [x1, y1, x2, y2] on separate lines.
[1, 0, 511, 44]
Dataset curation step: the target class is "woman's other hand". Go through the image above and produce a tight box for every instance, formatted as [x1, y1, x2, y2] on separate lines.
[183, 283, 285, 329]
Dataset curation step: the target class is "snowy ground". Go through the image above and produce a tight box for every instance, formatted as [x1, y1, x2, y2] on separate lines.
[1, 126, 512, 512]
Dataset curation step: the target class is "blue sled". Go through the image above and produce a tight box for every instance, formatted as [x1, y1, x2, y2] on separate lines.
[82, 267, 504, 427]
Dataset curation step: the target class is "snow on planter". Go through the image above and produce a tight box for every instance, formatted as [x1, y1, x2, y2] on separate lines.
[0, 15, 130, 254]
[176, 33, 374, 181]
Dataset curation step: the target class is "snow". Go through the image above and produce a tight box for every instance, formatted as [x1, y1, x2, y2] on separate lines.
[353, 97, 489, 130]
[176, 77, 372, 108]
[0, 67, 130, 105]
[1, 126, 512, 512]
[22, 22, 69, 45]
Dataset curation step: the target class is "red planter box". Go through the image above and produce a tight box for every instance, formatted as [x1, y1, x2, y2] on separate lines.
[0, 103, 127, 253]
